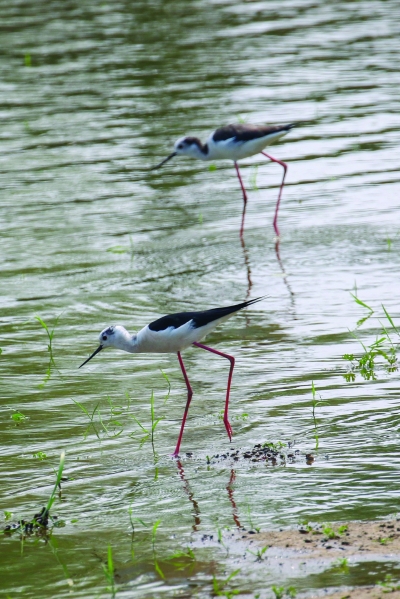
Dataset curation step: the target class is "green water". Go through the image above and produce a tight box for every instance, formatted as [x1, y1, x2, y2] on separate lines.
[1, 0, 400, 596]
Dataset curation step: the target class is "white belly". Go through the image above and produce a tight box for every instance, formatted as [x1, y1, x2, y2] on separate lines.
[207, 131, 287, 161]
[135, 316, 231, 354]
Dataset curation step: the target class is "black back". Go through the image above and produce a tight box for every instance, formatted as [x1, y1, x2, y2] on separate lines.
[148, 297, 264, 332]
[212, 123, 296, 143]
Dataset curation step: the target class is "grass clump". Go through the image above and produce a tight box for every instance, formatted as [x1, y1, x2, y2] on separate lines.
[4, 451, 65, 535]
[272, 586, 296, 599]
[343, 295, 399, 381]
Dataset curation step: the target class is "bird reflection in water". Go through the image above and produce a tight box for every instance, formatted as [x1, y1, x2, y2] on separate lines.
[176, 460, 201, 532]
[176, 461, 242, 531]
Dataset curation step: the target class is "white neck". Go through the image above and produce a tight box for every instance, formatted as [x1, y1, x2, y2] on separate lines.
[112, 326, 139, 353]
[184, 144, 209, 161]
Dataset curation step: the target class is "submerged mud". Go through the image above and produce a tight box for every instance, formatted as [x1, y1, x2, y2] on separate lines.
[252, 519, 400, 558]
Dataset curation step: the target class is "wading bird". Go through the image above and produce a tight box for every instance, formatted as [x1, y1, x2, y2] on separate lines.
[151, 123, 295, 237]
[79, 297, 264, 456]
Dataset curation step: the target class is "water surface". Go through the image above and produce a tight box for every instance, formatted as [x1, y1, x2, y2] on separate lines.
[1, 0, 400, 596]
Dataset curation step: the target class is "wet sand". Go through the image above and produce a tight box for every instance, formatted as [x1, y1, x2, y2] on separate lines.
[247, 519, 400, 597]
[251, 519, 400, 558]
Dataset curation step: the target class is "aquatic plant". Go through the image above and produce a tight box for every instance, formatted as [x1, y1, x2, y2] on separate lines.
[131, 390, 164, 451]
[107, 235, 134, 259]
[310, 381, 327, 450]
[212, 569, 240, 598]
[33, 451, 47, 460]
[44, 450, 65, 520]
[343, 300, 399, 381]
[246, 504, 261, 533]
[35, 314, 62, 387]
[10, 410, 28, 424]
[332, 557, 349, 572]
[322, 523, 348, 540]
[250, 165, 258, 191]
[102, 545, 116, 598]
[247, 545, 268, 561]
[377, 574, 400, 591]
[272, 586, 296, 599]
[262, 441, 286, 451]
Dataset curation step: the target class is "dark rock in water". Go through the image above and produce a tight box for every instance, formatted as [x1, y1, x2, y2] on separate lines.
[207, 444, 307, 465]
[4, 507, 51, 536]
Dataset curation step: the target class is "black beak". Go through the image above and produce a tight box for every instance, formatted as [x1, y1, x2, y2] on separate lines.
[150, 152, 177, 170]
[79, 345, 103, 368]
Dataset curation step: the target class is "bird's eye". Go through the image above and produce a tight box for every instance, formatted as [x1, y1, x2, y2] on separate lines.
[178, 144, 183, 149]
[102, 335, 107, 341]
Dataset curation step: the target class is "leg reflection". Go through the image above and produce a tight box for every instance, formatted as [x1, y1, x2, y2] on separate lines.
[274, 239, 295, 315]
[176, 460, 201, 532]
[240, 235, 253, 301]
[226, 469, 241, 529]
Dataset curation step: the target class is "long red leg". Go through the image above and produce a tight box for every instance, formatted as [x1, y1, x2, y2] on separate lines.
[234, 161, 247, 238]
[193, 342, 235, 441]
[261, 151, 288, 238]
[173, 352, 193, 457]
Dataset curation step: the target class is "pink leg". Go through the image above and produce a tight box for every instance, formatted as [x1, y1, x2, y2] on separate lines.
[234, 161, 247, 238]
[261, 151, 288, 238]
[173, 352, 193, 457]
[193, 342, 235, 441]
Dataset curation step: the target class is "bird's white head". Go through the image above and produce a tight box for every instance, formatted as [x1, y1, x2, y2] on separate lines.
[79, 325, 135, 368]
[174, 136, 204, 158]
[98, 324, 121, 348]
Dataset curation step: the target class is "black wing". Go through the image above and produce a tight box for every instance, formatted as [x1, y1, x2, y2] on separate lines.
[148, 297, 264, 332]
[212, 123, 296, 143]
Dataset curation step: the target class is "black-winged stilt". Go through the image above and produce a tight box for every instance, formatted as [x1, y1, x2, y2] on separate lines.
[79, 297, 264, 456]
[151, 123, 296, 237]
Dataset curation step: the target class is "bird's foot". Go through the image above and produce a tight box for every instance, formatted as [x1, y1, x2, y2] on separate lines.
[224, 418, 233, 442]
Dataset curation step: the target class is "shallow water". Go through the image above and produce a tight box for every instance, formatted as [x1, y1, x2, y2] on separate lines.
[1, 0, 400, 596]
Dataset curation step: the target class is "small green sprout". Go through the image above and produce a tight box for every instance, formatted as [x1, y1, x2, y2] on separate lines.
[208, 164, 217, 171]
[246, 504, 260, 533]
[262, 441, 286, 451]
[247, 546, 268, 561]
[377, 573, 400, 590]
[24, 53, 32, 67]
[11, 411, 28, 423]
[212, 569, 240, 598]
[250, 165, 258, 191]
[107, 236, 134, 257]
[332, 557, 349, 572]
[271, 586, 296, 599]
[33, 451, 47, 460]
[44, 451, 65, 518]
[271, 586, 285, 599]
[379, 537, 392, 545]
[102, 545, 116, 598]
[4, 511, 12, 521]
[35, 313, 62, 387]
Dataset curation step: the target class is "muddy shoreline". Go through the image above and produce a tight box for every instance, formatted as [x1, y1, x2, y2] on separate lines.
[246, 519, 400, 598]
